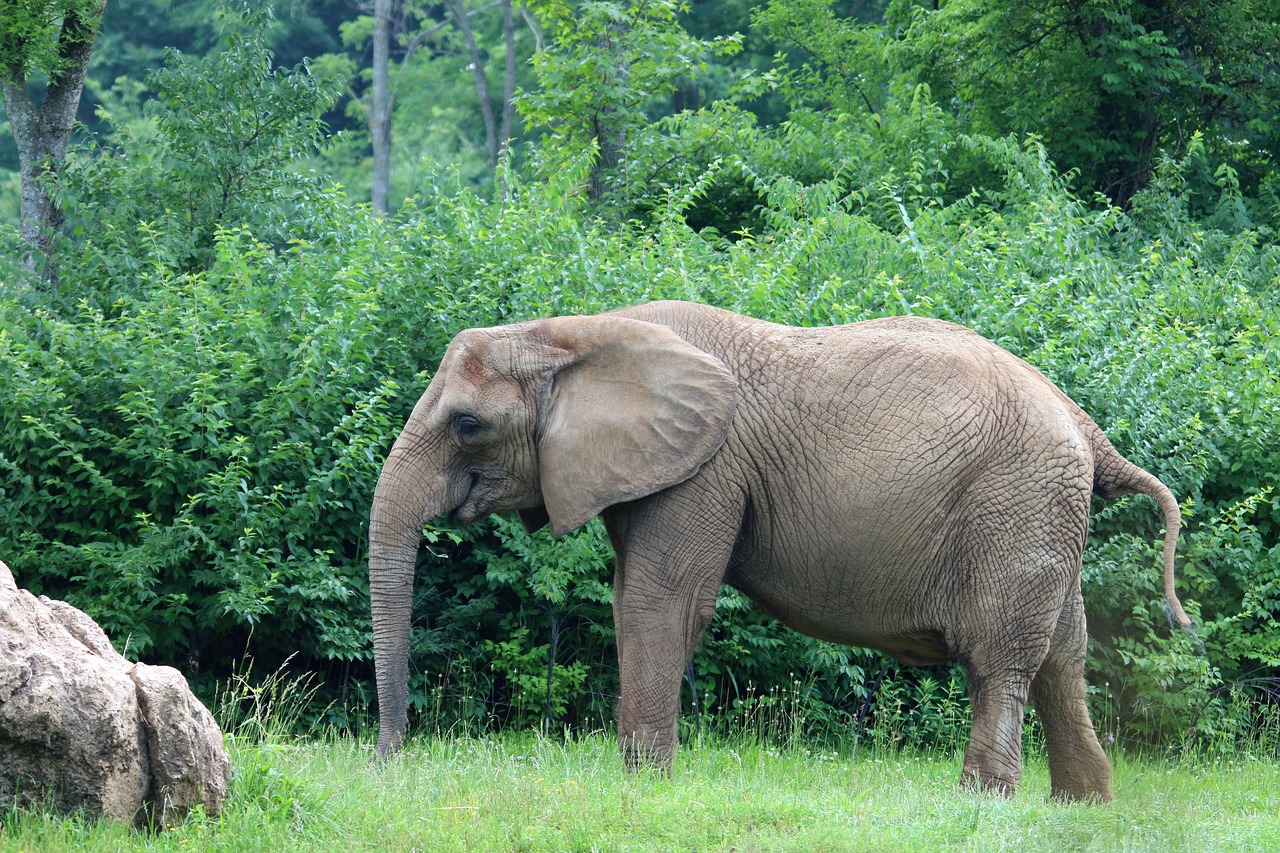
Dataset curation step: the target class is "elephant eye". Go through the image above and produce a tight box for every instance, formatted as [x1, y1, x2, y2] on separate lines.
[453, 414, 483, 441]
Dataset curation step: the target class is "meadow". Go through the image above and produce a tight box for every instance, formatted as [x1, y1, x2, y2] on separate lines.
[5, 732, 1280, 852]
[5, 118, 1280, 853]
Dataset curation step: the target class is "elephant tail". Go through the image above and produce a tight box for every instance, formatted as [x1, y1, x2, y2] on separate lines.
[1091, 429, 1193, 632]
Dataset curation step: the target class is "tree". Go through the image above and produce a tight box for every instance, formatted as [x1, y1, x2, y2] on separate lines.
[450, 0, 519, 175]
[518, 0, 741, 206]
[1, 0, 105, 283]
[334, 0, 528, 211]
[752, 0, 892, 117]
[57, 3, 338, 277]
[880, 0, 1280, 207]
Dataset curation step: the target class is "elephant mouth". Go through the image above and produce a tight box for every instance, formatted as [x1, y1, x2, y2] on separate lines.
[448, 471, 483, 525]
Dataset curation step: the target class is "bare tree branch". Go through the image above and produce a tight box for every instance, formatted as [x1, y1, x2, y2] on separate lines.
[370, 0, 393, 214]
[451, 0, 499, 169]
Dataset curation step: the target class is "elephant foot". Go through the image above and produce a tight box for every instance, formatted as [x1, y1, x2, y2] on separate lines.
[374, 727, 406, 763]
[1048, 764, 1114, 804]
[959, 767, 1019, 798]
[1050, 784, 1114, 804]
[1041, 723, 1114, 803]
[619, 730, 674, 775]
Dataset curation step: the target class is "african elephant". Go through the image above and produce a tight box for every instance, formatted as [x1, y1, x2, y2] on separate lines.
[368, 300, 1190, 802]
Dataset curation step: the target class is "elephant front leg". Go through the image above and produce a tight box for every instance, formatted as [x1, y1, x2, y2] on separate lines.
[613, 560, 722, 773]
[614, 612, 699, 772]
[604, 496, 738, 774]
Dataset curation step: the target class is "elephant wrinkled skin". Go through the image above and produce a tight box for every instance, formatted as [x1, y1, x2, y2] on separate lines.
[368, 300, 1191, 802]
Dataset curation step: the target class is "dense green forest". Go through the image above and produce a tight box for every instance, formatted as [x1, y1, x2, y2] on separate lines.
[1, 0, 1278, 755]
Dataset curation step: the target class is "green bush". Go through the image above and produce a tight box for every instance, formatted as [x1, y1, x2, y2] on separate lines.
[55, 3, 337, 284]
[2, 227, 396, 668]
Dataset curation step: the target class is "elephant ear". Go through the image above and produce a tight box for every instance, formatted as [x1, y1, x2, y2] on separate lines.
[530, 314, 738, 536]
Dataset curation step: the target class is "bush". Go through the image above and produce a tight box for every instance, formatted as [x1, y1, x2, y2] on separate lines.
[55, 3, 337, 284]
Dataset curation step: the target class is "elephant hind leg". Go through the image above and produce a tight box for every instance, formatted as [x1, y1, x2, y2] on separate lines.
[959, 661, 1035, 797]
[952, 548, 1068, 796]
[1030, 596, 1113, 802]
[950, 466, 1094, 798]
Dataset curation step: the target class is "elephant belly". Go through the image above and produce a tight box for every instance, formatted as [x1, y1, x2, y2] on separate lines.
[726, 542, 957, 667]
[745, 590, 954, 667]
[845, 630, 951, 667]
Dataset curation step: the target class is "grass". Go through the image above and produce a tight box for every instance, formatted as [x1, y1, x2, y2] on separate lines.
[3, 733, 1279, 852]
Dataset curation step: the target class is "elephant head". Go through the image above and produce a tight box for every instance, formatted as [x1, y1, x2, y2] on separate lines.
[368, 314, 737, 755]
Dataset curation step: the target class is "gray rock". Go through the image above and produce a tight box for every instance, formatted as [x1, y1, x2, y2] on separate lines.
[0, 560, 230, 827]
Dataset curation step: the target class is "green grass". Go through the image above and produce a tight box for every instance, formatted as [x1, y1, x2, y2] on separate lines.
[3, 734, 1279, 851]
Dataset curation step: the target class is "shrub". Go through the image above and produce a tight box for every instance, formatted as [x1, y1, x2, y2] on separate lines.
[54, 3, 337, 285]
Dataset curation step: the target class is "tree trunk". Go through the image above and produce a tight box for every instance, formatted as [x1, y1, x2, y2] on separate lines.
[588, 18, 630, 204]
[495, 0, 518, 199]
[499, 0, 516, 157]
[452, 0, 499, 171]
[2, 2, 105, 285]
[370, 0, 393, 215]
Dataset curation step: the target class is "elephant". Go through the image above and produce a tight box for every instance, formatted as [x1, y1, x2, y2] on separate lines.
[368, 300, 1191, 802]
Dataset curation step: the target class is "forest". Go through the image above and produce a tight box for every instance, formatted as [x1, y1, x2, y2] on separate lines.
[2, 0, 1279, 764]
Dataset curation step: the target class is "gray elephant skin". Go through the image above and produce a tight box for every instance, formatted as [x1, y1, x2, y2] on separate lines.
[368, 300, 1190, 802]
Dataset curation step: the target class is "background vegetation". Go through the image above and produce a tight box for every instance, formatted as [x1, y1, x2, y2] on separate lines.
[1, 0, 1278, 765]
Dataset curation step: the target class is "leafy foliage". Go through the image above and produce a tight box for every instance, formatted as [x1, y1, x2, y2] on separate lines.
[0, 0, 103, 77]
[55, 3, 338, 278]
[875, 0, 1280, 210]
[517, 0, 742, 202]
[1, 229, 396, 669]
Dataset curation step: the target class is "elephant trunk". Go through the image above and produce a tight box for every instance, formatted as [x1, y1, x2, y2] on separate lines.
[368, 433, 446, 757]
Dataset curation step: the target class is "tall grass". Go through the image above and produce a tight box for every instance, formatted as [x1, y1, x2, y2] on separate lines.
[3, 666, 1277, 852]
[4, 732, 1279, 851]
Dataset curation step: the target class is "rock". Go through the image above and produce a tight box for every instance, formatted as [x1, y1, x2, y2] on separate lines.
[0, 560, 230, 827]
[130, 664, 230, 823]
